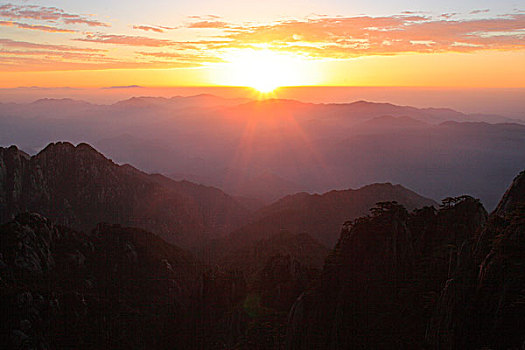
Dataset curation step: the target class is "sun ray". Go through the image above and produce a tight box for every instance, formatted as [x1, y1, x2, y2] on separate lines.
[224, 99, 335, 196]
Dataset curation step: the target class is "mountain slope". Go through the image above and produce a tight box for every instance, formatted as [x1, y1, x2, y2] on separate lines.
[428, 170, 525, 349]
[0, 142, 250, 247]
[231, 183, 437, 247]
[285, 170, 525, 349]
[0, 213, 199, 349]
[285, 196, 488, 349]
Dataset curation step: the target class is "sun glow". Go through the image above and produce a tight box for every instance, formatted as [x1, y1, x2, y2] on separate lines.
[217, 49, 316, 93]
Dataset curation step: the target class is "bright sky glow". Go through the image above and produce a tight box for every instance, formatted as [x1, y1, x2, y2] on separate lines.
[217, 49, 319, 92]
[0, 0, 523, 88]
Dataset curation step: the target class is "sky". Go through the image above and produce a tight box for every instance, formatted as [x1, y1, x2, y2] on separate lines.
[0, 0, 524, 89]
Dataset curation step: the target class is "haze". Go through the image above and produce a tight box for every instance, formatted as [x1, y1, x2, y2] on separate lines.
[1, 0, 525, 349]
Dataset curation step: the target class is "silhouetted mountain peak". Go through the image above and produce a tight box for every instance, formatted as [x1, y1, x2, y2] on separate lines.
[36, 141, 111, 165]
[286, 194, 491, 349]
[112, 96, 171, 108]
[2, 145, 30, 159]
[0, 142, 251, 247]
[494, 170, 525, 216]
[349, 100, 396, 107]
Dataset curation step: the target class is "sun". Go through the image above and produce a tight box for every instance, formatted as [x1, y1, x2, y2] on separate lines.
[218, 49, 314, 93]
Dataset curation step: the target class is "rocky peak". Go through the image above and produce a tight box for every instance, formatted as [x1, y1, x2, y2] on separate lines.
[1, 145, 30, 159]
[285, 197, 490, 349]
[427, 171, 525, 349]
[0, 142, 250, 247]
[35, 141, 111, 167]
[494, 170, 525, 217]
[438, 195, 488, 244]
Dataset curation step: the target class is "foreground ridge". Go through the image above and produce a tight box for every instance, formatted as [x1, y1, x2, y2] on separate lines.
[286, 170, 525, 349]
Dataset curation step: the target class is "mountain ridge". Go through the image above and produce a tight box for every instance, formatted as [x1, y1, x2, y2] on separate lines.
[285, 169, 525, 349]
[0, 141, 251, 248]
[211, 182, 438, 258]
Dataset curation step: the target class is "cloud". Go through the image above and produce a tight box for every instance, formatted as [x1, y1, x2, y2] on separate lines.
[0, 20, 76, 33]
[187, 21, 230, 29]
[188, 15, 221, 20]
[72, 13, 524, 63]
[2, 11, 524, 72]
[0, 3, 110, 27]
[133, 25, 177, 33]
[0, 37, 224, 71]
[136, 51, 225, 62]
[0, 49, 106, 58]
[0, 53, 119, 71]
[133, 25, 167, 33]
[440, 13, 458, 19]
[0, 51, 202, 71]
[101, 85, 143, 89]
[73, 33, 230, 50]
[0, 38, 106, 52]
[73, 33, 180, 47]
[210, 14, 525, 58]
[470, 9, 490, 15]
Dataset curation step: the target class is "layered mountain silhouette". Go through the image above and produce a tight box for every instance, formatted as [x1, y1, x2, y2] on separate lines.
[1, 96, 523, 208]
[0, 137, 523, 349]
[227, 184, 437, 248]
[0, 142, 249, 247]
[286, 171, 525, 349]
[0, 212, 329, 349]
[1, 169, 523, 349]
[0, 142, 438, 250]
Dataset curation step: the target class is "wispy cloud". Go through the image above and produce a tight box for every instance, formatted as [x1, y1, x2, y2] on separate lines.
[133, 25, 176, 33]
[440, 13, 458, 19]
[188, 15, 221, 20]
[1, 11, 524, 72]
[101, 85, 143, 89]
[0, 38, 106, 52]
[209, 14, 525, 58]
[73, 33, 180, 47]
[470, 9, 491, 15]
[0, 51, 202, 71]
[187, 21, 231, 29]
[0, 3, 110, 27]
[0, 20, 75, 33]
[136, 51, 225, 62]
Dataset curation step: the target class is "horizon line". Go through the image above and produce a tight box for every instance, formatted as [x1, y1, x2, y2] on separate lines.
[3, 85, 525, 90]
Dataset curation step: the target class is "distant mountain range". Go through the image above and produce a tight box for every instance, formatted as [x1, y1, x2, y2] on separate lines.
[1, 95, 524, 209]
[0, 142, 436, 250]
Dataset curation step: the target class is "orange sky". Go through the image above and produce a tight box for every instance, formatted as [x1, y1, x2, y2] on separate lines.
[0, 2, 524, 88]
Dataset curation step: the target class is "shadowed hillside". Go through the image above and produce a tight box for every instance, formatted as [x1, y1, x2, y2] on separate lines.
[0, 214, 200, 349]
[285, 170, 525, 349]
[229, 183, 437, 247]
[0, 142, 250, 247]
